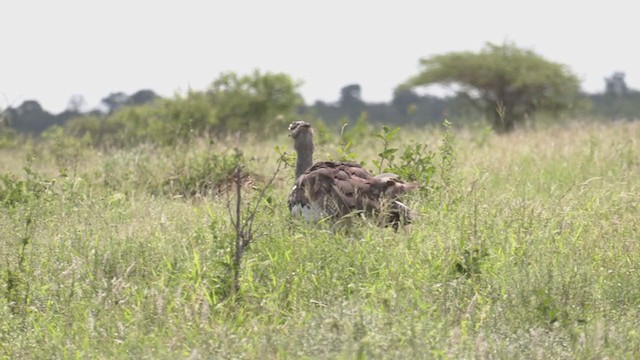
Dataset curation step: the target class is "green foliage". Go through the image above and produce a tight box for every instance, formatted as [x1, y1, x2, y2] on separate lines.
[585, 91, 640, 120]
[208, 70, 303, 136]
[403, 42, 581, 132]
[336, 139, 357, 163]
[95, 145, 251, 199]
[336, 113, 371, 163]
[152, 91, 219, 139]
[1, 163, 58, 318]
[0, 164, 54, 209]
[41, 126, 92, 177]
[453, 248, 487, 277]
[0, 128, 20, 149]
[67, 91, 217, 147]
[4, 215, 34, 316]
[308, 117, 333, 145]
[340, 113, 370, 144]
[0, 121, 639, 358]
[0, 110, 22, 148]
[100, 89, 159, 114]
[372, 125, 399, 173]
[162, 149, 245, 198]
[371, 124, 444, 195]
[387, 142, 436, 189]
[64, 71, 302, 146]
[3, 100, 65, 135]
[437, 119, 456, 189]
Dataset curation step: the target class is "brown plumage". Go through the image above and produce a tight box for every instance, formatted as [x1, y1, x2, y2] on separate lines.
[287, 121, 418, 230]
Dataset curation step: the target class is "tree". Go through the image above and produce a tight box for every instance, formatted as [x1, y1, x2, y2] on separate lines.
[401, 42, 581, 133]
[6, 100, 61, 134]
[101, 92, 129, 114]
[339, 84, 365, 120]
[66, 94, 87, 113]
[0, 106, 18, 146]
[99, 90, 160, 115]
[587, 72, 640, 120]
[604, 72, 628, 98]
[391, 88, 419, 115]
[0, 106, 7, 128]
[340, 84, 363, 105]
[127, 89, 159, 106]
[207, 70, 303, 135]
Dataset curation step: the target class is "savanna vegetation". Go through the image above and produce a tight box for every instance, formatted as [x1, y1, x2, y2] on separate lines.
[1, 42, 639, 358]
[401, 42, 582, 133]
[1, 118, 639, 358]
[4, 42, 640, 138]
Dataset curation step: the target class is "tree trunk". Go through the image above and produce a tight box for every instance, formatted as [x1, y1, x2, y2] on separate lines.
[488, 104, 515, 134]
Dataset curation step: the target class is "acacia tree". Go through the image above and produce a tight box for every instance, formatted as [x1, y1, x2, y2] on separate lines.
[402, 42, 581, 133]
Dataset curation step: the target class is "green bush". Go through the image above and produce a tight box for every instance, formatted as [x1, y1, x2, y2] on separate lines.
[0, 168, 54, 209]
[208, 70, 303, 136]
[65, 71, 302, 147]
[66, 92, 216, 147]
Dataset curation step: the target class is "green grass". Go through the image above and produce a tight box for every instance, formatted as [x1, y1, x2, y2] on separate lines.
[1, 120, 639, 358]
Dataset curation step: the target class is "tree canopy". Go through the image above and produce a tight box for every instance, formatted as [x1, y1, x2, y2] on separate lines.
[402, 42, 581, 132]
[208, 70, 303, 135]
[3, 58, 639, 141]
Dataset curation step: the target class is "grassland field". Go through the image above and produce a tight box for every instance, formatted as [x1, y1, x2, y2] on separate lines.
[0, 120, 639, 359]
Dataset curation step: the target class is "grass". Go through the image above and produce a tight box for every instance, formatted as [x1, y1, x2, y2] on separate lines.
[1, 120, 639, 358]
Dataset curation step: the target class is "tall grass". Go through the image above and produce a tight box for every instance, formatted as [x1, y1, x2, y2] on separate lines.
[1, 120, 639, 358]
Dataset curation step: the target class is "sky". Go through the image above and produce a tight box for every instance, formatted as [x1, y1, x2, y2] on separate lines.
[2, 0, 638, 114]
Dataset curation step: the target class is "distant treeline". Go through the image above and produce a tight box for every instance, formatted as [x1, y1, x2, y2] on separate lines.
[1, 90, 159, 135]
[2, 72, 639, 138]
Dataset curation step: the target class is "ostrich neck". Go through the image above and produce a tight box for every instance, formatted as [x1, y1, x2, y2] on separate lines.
[295, 143, 313, 179]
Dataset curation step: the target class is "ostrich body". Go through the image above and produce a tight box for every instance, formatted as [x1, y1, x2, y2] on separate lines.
[287, 121, 417, 229]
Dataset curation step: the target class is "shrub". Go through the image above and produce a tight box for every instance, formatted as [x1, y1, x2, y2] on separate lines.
[208, 70, 303, 136]
[65, 71, 303, 147]
[162, 150, 247, 198]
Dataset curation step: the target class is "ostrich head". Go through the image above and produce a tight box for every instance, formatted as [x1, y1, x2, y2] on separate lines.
[289, 121, 314, 179]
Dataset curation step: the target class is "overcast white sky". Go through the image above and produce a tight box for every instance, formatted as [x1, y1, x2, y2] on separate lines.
[2, 0, 637, 113]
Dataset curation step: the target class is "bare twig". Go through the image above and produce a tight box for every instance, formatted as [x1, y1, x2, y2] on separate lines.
[233, 166, 243, 293]
[244, 155, 285, 239]
[228, 154, 285, 294]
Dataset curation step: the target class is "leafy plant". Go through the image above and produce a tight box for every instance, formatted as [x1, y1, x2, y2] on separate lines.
[309, 117, 333, 145]
[1, 164, 54, 209]
[372, 125, 399, 173]
[387, 142, 437, 190]
[340, 113, 370, 145]
[372, 125, 437, 193]
[4, 216, 34, 315]
[41, 126, 92, 177]
[454, 248, 487, 277]
[337, 122, 359, 163]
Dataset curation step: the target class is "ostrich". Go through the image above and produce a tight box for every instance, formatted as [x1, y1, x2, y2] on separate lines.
[287, 121, 418, 230]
